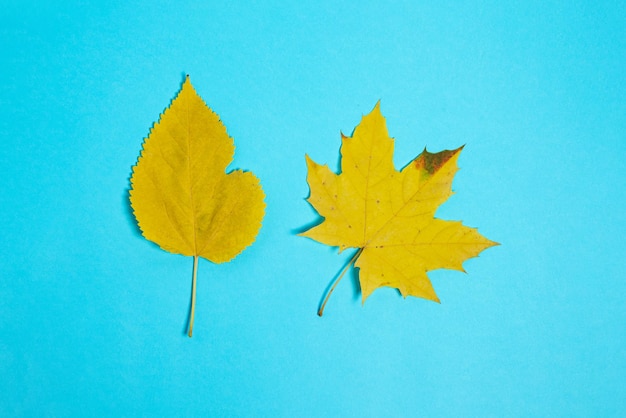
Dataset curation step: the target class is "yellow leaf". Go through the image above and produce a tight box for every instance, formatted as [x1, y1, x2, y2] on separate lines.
[130, 76, 265, 336]
[301, 103, 497, 315]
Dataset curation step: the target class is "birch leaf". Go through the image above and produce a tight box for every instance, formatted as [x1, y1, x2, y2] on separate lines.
[130, 76, 265, 336]
[300, 103, 497, 315]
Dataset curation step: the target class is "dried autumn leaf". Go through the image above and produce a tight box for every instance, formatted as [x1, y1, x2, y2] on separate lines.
[301, 103, 497, 315]
[130, 76, 265, 336]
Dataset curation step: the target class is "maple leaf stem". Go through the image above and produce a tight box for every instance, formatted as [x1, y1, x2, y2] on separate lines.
[318, 248, 363, 317]
[187, 255, 199, 338]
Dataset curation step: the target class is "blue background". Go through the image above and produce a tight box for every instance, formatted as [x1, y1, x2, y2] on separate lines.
[1, 1, 625, 416]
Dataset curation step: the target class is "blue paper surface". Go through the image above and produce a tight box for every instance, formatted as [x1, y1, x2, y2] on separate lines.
[1, 1, 625, 416]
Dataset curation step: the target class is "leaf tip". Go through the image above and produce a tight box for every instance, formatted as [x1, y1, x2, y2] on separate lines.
[304, 154, 319, 169]
[370, 100, 382, 117]
[425, 292, 442, 304]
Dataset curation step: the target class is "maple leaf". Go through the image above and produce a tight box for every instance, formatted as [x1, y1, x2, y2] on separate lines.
[300, 103, 497, 315]
[130, 76, 265, 336]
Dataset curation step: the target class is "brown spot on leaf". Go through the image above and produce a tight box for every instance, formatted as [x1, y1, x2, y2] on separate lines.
[413, 146, 463, 174]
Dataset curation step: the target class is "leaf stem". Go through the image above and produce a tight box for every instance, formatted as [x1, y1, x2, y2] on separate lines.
[188, 255, 199, 337]
[318, 248, 363, 317]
